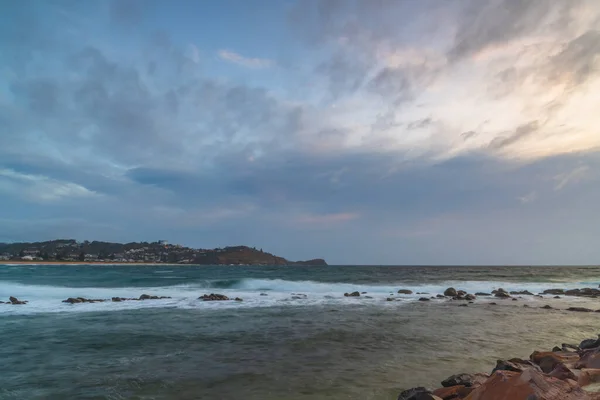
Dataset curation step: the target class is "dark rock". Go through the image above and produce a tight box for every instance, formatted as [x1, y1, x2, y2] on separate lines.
[397, 387, 437, 400]
[552, 346, 562, 352]
[459, 304, 468, 307]
[509, 290, 534, 295]
[542, 289, 564, 295]
[386, 297, 395, 301]
[260, 293, 268, 296]
[554, 296, 561, 299]
[361, 292, 367, 294]
[464, 294, 476, 301]
[344, 291, 360, 297]
[567, 307, 593, 312]
[494, 291, 511, 298]
[580, 336, 600, 350]
[457, 290, 467, 296]
[418, 297, 430, 301]
[541, 305, 553, 309]
[489, 302, 497, 305]
[9, 296, 27, 305]
[475, 292, 491, 296]
[397, 289, 413, 294]
[139, 294, 151, 300]
[63, 297, 105, 304]
[492, 358, 541, 374]
[492, 288, 508, 294]
[436, 294, 445, 298]
[468, 301, 474, 304]
[523, 304, 530, 308]
[234, 297, 243, 301]
[365, 296, 373, 299]
[512, 298, 518, 301]
[547, 362, 577, 381]
[112, 297, 122, 302]
[453, 295, 465, 301]
[565, 289, 582, 296]
[441, 373, 487, 388]
[199, 293, 230, 301]
[443, 287, 457, 297]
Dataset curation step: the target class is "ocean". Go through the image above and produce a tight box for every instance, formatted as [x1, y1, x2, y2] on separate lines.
[1, 264, 600, 400]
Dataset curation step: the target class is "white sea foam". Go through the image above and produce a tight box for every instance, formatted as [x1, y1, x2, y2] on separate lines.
[0, 278, 596, 315]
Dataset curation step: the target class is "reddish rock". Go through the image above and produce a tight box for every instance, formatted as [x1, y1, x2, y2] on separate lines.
[547, 363, 576, 381]
[464, 369, 593, 400]
[530, 351, 579, 372]
[433, 385, 466, 399]
[576, 348, 600, 369]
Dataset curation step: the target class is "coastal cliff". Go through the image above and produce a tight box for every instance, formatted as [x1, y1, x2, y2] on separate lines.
[0, 240, 327, 266]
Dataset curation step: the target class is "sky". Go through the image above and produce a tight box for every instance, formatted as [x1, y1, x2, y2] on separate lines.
[1, 0, 599, 265]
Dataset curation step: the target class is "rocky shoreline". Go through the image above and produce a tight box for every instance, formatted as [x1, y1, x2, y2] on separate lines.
[4, 284, 600, 309]
[398, 334, 600, 399]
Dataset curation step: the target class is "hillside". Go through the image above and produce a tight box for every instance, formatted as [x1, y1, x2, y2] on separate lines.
[0, 240, 327, 266]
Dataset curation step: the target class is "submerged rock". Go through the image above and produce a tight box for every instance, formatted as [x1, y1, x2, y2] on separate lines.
[63, 297, 105, 304]
[8, 296, 27, 305]
[465, 294, 476, 301]
[542, 289, 564, 295]
[397, 387, 439, 400]
[234, 297, 243, 301]
[260, 293, 268, 296]
[138, 294, 171, 300]
[199, 293, 230, 301]
[344, 291, 360, 297]
[418, 297, 430, 302]
[397, 289, 413, 294]
[541, 305, 553, 309]
[475, 292, 491, 296]
[443, 287, 457, 297]
[510, 290, 534, 295]
[567, 307, 593, 312]
[494, 291, 511, 298]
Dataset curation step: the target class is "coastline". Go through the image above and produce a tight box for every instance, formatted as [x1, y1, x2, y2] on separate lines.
[399, 335, 600, 400]
[0, 261, 184, 266]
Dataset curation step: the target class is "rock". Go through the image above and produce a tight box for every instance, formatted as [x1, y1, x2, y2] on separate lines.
[492, 288, 508, 294]
[530, 351, 579, 373]
[459, 304, 468, 307]
[465, 369, 593, 400]
[465, 294, 476, 301]
[234, 297, 243, 301]
[9, 296, 27, 305]
[475, 292, 491, 296]
[398, 289, 413, 294]
[547, 363, 576, 381]
[397, 387, 441, 400]
[495, 292, 511, 298]
[112, 297, 122, 302]
[344, 291, 360, 297]
[444, 287, 457, 297]
[512, 298, 518, 301]
[489, 302, 497, 305]
[554, 296, 561, 299]
[361, 292, 367, 294]
[62, 297, 105, 304]
[387, 297, 395, 301]
[457, 290, 467, 296]
[139, 294, 151, 300]
[567, 307, 593, 312]
[542, 289, 564, 295]
[580, 336, 600, 350]
[523, 304, 530, 308]
[541, 305, 553, 309]
[562, 343, 580, 352]
[552, 346, 562, 352]
[365, 296, 373, 299]
[441, 373, 486, 388]
[433, 385, 466, 400]
[576, 348, 600, 369]
[436, 294, 445, 298]
[199, 293, 230, 301]
[419, 297, 430, 301]
[492, 358, 542, 374]
[510, 290, 534, 295]
[260, 293, 268, 296]
[138, 294, 171, 300]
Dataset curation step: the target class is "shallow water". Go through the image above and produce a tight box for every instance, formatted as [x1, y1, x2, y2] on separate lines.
[1, 265, 599, 399]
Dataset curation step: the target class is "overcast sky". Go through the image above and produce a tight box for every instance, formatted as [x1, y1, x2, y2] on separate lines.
[1, 0, 599, 264]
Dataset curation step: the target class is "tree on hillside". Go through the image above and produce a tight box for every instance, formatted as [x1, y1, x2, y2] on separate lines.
[78, 252, 86, 262]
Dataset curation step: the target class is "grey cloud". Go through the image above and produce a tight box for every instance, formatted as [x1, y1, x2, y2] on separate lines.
[407, 118, 433, 130]
[449, 0, 578, 61]
[547, 30, 600, 86]
[489, 120, 539, 150]
[461, 131, 478, 140]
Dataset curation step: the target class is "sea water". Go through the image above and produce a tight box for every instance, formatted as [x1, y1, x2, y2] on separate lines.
[1, 265, 599, 399]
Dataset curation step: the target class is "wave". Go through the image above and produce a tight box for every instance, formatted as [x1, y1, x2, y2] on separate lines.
[1, 278, 596, 316]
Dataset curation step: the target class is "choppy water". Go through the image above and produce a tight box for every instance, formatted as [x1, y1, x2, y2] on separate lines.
[1, 265, 600, 399]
